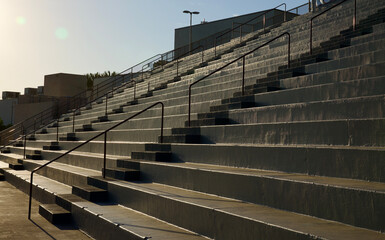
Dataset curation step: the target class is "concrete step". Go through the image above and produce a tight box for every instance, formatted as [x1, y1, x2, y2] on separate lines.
[86, 176, 385, 240]
[119, 159, 385, 232]
[72, 184, 108, 202]
[9, 162, 24, 170]
[131, 151, 172, 162]
[2, 168, 206, 240]
[42, 141, 61, 151]
[102, 167, 140, 181]
[39, 203, 72, 225]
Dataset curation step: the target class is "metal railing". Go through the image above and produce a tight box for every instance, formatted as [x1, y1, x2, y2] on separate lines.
[310, 0, 356, 54]
[214, 3, 287, 56]
[188, 32, 291, 126]
[176, 45, 204, 77]
[28, 101, 165, 220]
[71, 79, 137, 132]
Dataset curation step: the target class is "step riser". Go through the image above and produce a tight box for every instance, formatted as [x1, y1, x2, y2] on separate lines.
[138, 162, 385, 232]
[170, 144, 385, 183]
[94, 180, 315, 240]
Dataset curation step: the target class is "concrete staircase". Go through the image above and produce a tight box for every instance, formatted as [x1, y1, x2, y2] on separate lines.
[1, 0, 385, 239]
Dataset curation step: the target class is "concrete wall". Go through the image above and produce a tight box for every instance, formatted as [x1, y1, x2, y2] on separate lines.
[0, 99, 18, 125]
[44, 73, 87, 98]
[174, 9, 296, 51]
[14, 101, 55, 125]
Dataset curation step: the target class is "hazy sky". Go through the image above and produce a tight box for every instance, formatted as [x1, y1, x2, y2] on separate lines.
[0, 0, 306, 97]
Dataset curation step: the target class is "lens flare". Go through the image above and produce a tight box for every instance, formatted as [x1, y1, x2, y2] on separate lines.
[55, 28, 69, 40]
[16, 17, 26, 25]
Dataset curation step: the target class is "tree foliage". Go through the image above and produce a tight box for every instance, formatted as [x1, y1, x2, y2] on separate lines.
[85, 71, 117, 90]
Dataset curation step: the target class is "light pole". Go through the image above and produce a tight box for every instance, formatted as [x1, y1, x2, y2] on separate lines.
[183, 10, 200, 54]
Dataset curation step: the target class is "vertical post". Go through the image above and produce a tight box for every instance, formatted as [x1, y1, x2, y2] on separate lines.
[28, 173, 33, 220]
[240, 26, 243, 42]
[56, 119, 59, 142]
[231, 22, 234, 38]
[176, 59, 179, 76]
[188, 87, 192, 127]
[242, 56, 245, 96]
[23, 135, 27, 159]
[159, 103, 164, 143]
[148, 82, 150, 92]
[105, 95, 108, 116]
[263, 14, 266, 31]
[310, 19, 313, 55]
[201, 46, 204, 63]
[72, 111, 76, 133]
[287, 33, 291, 68]
[353, 0, 356, 31]
[189, 13, 192, 54]
[103, 132, 107, 178]
[214, 38, 217, 57]
[134, 81, 136, 100]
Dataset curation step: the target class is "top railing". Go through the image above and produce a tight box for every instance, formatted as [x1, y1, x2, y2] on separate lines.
[214, 3, 287, 56]
[310, 0, 356, 54]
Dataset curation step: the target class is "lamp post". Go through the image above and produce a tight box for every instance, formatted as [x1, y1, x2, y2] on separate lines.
[183, 10, 200, 54]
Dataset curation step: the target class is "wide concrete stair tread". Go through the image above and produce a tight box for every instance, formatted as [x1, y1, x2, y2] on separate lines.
[6, 169, 72, 194]
[73, 202, 207, 240]
[109, 181, 384, 240]
[136, 160, 385, 193]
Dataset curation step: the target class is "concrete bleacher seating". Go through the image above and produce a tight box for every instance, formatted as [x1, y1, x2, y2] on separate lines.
[1, 0, 385, 239]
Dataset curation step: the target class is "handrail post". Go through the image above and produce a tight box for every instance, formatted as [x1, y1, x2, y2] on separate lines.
[214, 38, 217, 57]
[23, 134, 27, 159]
[188, 86, 192, 127]
[56, 118, 59, 142]
[240, 26, 243, 42]
[263, 14, 266, 31]
[201, 46, 204, 63]
[353, 0, 356, 31]
[242, 56, 246, 96]
[103, 132, 107, 178]
[28, 172, 33, 219]
[310, 19, 313, 55]
[72, 111, 76, 133]
[133, 80, 136, 100]
[159, 103, 164, 143]
[105, 95, 108, 116]
[176, 59, 179, 77]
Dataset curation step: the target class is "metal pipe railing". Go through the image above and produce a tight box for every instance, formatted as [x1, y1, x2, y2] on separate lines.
[71, 79, 137, 132]
[215, 3, 287, 56]
[310, 0, 356, 55]
[28, 101, 165, 220]
[176, 45, 204, 77]
[188, 32, 290, 126]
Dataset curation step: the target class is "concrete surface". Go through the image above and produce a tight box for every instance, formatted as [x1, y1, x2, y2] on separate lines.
[0, 181, 90, 240]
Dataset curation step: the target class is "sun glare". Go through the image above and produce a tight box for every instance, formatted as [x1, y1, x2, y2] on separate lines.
[16, 16, 26, 25]
[55, 28, 69, 40]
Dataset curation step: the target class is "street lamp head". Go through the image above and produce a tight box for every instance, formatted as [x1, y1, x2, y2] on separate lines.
[183, 10, 191, 14]
[192, 11, 200, 15]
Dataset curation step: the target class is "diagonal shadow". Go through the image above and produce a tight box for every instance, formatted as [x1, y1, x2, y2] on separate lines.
[29, 219, 57, 240]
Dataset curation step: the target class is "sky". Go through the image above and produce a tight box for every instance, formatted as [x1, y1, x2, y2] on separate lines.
[0, 0, 306, 98]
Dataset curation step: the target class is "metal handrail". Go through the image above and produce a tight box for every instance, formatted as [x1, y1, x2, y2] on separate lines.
[288, 2, 309, 15]
[188, 32, 290, 126]
[28, 101, 165, 219]
[214, 3, 287, 56]
[176, 45, 204, 77]
[310, 0, 356, 54]
[72, 79, 137, 132]
[0, 52, 165, 145]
